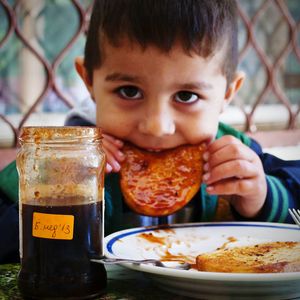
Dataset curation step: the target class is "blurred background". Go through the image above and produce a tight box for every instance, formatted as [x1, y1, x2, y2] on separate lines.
[0, 0, 299, 164]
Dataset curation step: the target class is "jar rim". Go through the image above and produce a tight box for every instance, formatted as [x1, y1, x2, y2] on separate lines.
[19, 126, 102, 144]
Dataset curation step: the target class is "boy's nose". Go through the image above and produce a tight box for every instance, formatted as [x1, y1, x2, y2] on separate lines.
[138, 106, 175, 137]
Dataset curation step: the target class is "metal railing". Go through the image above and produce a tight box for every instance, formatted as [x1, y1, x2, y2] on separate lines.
[0, 0, 299, 147]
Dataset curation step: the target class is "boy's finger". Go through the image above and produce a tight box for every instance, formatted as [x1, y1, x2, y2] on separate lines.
[102, 134, 124, 147]
[105, 151, 122, 172]
[102, 140, 125, 161]
[206, 135, 242, 154]
[206, 178, 253, 196]
[203, 160, 257, 185]
[105, 164, 113, 173]
[206, 143, 257, 169]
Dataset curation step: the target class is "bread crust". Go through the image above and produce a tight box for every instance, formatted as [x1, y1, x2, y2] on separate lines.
[120, 143, 205, 216]
[196, 241, 300, 273]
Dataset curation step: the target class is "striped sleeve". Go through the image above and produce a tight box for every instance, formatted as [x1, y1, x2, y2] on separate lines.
[259, 175, 292, 223]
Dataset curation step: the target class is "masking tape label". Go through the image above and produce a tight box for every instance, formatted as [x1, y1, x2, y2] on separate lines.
[32, 212, 74, 240]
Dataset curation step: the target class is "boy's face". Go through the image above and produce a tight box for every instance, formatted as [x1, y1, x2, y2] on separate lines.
[78, 39, 241, 150]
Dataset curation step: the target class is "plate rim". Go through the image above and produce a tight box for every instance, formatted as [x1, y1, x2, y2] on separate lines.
[104, 221, 300, 281]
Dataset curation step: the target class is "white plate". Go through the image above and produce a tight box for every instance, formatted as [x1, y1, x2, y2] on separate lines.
[104, 222, 300, 299]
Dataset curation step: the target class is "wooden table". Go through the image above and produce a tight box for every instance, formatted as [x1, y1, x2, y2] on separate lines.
[0, 263, 192, 299]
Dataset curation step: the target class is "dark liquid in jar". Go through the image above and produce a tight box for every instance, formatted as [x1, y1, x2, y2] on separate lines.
[18, 201, 107, 299]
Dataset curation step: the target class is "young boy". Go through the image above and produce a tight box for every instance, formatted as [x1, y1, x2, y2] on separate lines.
[0, 0, 299, 263]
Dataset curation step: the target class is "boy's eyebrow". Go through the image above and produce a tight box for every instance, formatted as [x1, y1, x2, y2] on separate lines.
[105, 72, 140, 83]
[177, 82, 213, 90]
[105, 72, 213, 90]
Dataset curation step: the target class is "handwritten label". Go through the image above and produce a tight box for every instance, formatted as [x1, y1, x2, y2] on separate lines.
[32, 212, 74, 240]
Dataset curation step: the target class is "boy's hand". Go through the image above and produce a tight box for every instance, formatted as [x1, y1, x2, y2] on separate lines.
[202, 135, 267, 218]
[102, 134, 125, 173]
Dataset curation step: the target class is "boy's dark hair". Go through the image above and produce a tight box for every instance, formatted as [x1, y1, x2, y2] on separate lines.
[84, 0, 238, 84]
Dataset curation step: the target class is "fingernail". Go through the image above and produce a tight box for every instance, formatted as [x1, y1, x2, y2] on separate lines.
[112, 161, 121, 171]
[106, 164, 113, 173]
[117, 151, 125, 160]
[115, 139, 123, 147]
[203, 172, 210, 182]
[206, 186, 213, 193]
[203, 163, 209, 171]
[203, 152, 209, 161]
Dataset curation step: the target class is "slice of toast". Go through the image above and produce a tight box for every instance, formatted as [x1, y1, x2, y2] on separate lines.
[196, 241, 300, 273]
[120, 143, 205, 216]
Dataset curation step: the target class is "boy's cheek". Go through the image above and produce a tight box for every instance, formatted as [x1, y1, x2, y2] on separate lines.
[189, 122, 219, 145]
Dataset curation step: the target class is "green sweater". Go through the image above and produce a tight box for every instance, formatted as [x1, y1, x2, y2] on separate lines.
[0, 122, 297, 238]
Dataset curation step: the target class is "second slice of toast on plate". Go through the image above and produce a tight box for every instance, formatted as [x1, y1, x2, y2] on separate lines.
[196, 241, 300, 273]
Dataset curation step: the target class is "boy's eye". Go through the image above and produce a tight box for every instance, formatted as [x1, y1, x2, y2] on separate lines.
[117, 86, 142, 100]
[175, 91, 199, 103]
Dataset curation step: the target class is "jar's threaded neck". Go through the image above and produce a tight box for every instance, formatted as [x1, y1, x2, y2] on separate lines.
[19, 126, 102, 144]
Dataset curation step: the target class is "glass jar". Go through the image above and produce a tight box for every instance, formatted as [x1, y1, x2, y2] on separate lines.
[16, 126, 107, 299]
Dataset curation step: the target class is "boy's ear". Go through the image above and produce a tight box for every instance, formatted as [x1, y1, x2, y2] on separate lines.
[75, 57, 93, 95]
[222, 71, 245, 110]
